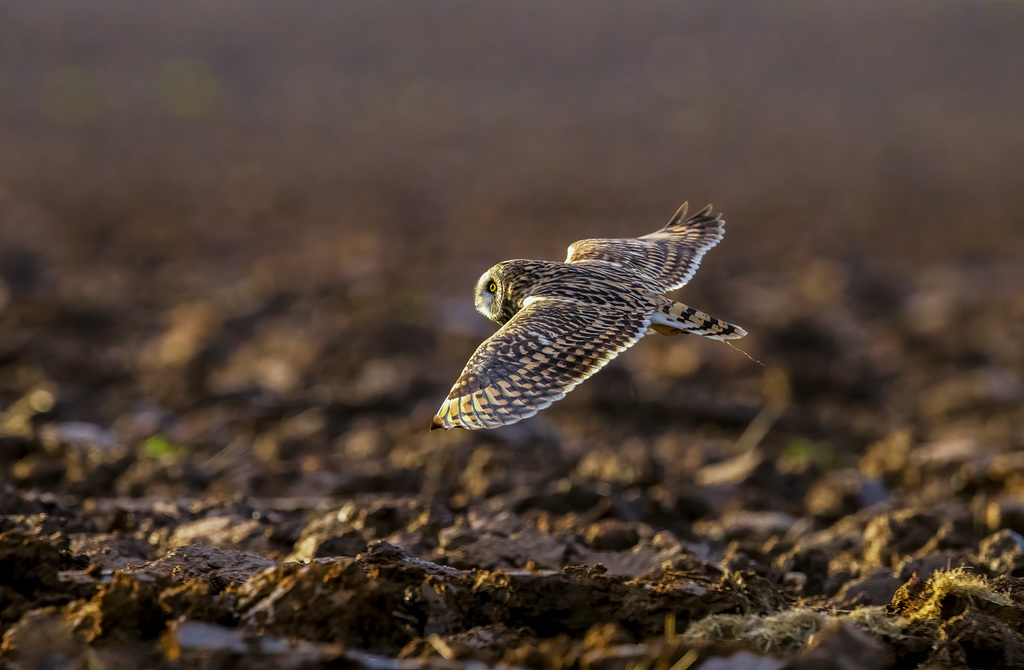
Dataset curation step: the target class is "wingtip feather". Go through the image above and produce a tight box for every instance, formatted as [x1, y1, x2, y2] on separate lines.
[667, 201, 722, 229]
[668, 202, 689, 225]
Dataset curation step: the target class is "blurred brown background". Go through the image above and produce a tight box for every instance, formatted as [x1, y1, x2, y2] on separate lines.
[4, 1, 1023, 270]
[0, 1, 1022, 454]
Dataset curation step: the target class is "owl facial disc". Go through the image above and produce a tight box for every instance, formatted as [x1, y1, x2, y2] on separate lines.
[474, 270, 498, 319]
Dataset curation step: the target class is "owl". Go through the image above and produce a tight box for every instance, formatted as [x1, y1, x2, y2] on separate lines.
[431, 203, 747, 431]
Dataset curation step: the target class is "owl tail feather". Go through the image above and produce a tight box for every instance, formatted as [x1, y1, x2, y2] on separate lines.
[650, 301, 746, 340]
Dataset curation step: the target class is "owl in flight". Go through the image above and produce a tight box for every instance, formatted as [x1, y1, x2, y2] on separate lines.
[431, 203, 746, 431]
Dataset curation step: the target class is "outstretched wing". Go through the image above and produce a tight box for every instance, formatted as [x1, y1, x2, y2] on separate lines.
[565, 203, 725, 292]
[431, 297, 650, 430]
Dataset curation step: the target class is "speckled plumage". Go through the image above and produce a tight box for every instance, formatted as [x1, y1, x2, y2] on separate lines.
[431, 203, 747, 431]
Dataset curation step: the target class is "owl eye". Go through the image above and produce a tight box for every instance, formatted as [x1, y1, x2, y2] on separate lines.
[487, 281, 497, 293]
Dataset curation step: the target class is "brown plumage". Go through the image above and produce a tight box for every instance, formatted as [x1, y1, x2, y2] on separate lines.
[431, 203, 747, 431]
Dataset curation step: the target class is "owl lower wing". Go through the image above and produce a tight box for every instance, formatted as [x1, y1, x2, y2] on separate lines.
[431, 298, 650, 430]
[565, 203, 724, 292]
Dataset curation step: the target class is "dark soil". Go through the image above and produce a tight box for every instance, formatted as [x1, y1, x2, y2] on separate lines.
[2, 3, 1024, 669]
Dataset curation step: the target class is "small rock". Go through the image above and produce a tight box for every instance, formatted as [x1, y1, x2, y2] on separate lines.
[788, 623, 891, 670]
[862, 510, 943, 569]
[700, 652, 786, 670]
[168, 515, 267, 554]
[289, 511, 367, 562]
[0, 608, 82, 666]
[896, 551, 972, 582]
[438, 526, 478, 552]
[127, 544, 276, 586]
[695, 510, 798, 543]
[832, 568, 903, 608]
[979, 529, 1024, 576]
[860, 430, 912, 483]
[651, 530, 683, 552]
[583, 520, 640, 552]
[776, 547, 831, 597]
[919, 367, 1021, 418]
[576, 443, 658, 487]
[10, 454, 66, 487]
[782, 571, 807, 590]
[68, 533, 153, 571]
[39, 422, 117, 449]
[805, 470, 869, 521]
[985, 498, 1024, 535]
[145, 301, 223, 369]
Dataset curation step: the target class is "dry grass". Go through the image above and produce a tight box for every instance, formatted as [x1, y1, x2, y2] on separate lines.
[898, 567, 1012, 622]
[681, 568, 1013, 655]
[684, 607, 831, 653]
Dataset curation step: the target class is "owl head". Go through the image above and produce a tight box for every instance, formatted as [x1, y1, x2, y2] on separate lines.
[475, 262, 525, 325]
[474, 266, 503, 322]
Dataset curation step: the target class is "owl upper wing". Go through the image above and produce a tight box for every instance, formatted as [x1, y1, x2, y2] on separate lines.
[431, 297, 650, 430]
[565, 203, 725, 292]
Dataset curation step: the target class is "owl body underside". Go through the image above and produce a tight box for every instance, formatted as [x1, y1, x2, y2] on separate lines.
[431, 203, 747, 431]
